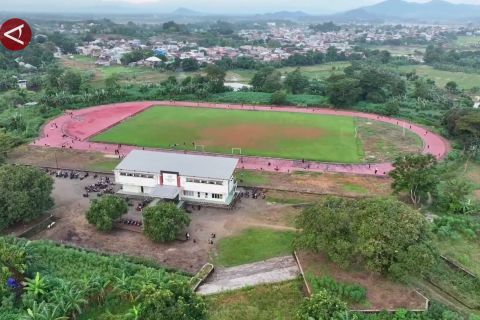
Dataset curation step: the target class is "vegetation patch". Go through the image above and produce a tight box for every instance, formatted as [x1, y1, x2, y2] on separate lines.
[206, 280, 304, 320]
[214, 228, 296, 267]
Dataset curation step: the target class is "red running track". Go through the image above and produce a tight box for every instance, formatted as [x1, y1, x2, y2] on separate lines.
[32, 101, 450, 176]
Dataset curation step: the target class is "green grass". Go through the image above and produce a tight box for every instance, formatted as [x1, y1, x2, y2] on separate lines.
[454, 35, 480, 48]
[436, 238, 480, 277]
[206, 280, 304, 320]
[398, 65, 480, 89]
[226, 62, 350, 83]
[78, 297, 133, 320]
[342, 183, 368, 194]
[214, 228, 296, 267]
[92, 106, 362, 163]
[87, 159, 121, 172]
[235, 170, 271, 187]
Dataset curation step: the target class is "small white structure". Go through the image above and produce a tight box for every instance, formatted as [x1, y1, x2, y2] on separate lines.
[473, 96, 480, 109]
[17, 80, 27, 89]
[114, 150, 238, 205]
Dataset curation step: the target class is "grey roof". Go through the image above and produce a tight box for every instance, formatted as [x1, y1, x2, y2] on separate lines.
[150, 185, 179, 199]
[115, 150, 238, 180]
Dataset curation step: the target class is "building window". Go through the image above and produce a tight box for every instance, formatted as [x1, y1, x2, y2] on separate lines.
[205, 193, 208, 198]
[197, 192, 200, 198]
[212, 193, 223, 199]
[183, 190, 194, 197]
[185, 177, 224, 185]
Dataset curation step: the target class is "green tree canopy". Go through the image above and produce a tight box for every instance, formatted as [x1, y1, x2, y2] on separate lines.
[86, 195, 127, 232]
[0, 165, 54, 230]
[250, 67, 282, 93]
[296, 196, 436, 280]
[296, 289, 348, 320]
[270, 90, 288, 105]
[389, 154, 439, 205]
[284, 68, 309, 94]
[0, 130, 17, 163]
[143, 203, 190, 242]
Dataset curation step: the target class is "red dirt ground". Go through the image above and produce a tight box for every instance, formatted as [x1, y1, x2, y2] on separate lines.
[200, 124, 324, 149]
[32, 101, 450, 176]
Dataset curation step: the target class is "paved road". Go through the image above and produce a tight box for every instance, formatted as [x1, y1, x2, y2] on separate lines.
[32, 101, 450, 176]
[196, 256, 299, 295]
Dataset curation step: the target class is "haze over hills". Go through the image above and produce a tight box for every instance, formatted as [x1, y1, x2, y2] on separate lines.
[346, 0, 480, 21]
[2, 0, 480, 22]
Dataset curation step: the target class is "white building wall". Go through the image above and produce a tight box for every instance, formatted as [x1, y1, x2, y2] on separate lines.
[114, 170, 236, 204]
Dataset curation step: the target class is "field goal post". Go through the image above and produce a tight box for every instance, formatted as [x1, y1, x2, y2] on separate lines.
[195, 144, 206, 152]
[232, 147, 242, 155]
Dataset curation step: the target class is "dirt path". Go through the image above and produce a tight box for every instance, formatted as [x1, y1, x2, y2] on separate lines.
[32, 101, 450, 176]
[197, 256, 299, 295]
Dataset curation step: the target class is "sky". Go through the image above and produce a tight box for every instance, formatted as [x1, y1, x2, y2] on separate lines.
[1, 0, 480, 14]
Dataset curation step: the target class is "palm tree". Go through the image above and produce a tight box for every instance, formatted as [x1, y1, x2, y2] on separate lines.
[22, 301, 68, 320]
[25, 273, 47, 299]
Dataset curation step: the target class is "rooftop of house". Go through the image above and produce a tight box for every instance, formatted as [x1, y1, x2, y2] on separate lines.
[115, 150, 239, 180]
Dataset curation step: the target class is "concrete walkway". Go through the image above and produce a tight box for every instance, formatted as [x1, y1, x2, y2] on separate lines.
[196, 255, 300, 295]
[32, 101, 451, 176]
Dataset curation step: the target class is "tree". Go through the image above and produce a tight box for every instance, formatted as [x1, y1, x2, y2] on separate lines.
[143, 203, 190, 242]
[270, 90, 288, 105]
[296, 289, 348, 320]
[250, 67, 282, 93]
[139, 280, 206, 320]
[62, 70, 82, 94]
[105, 74, 120, 91]
[0, 165, 54, 230]
[443, 108, 480, 157]
[284, 68, 309, 94]
[445, 81, 459, 94]
[181, 58, 199, 72]
[326, 75, 361, 107]
[295, 197, 356, 268]
[204, 64, 226, 93]
[389, 154, 439, 205]
[354, 197, 435, 279]
[296, 196, 436, 280]
[0, 130, 17, 163]
[437, 179, 476, 215]
[86, 195, 127, 232]
[0, 237, 27, 296]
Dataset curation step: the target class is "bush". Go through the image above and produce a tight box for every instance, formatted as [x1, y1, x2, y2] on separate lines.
[306, 274, 366, 304]
[296, 289, 348, 320]
[86, 195, 127, 232]
[432, 215, 480, 240]
[0, 165, 54, 230]
[143, 203, 190, 242]
[270, 90, 288, 105]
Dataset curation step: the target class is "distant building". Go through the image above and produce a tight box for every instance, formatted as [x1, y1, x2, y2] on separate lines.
[114, 150, 238, 205]
[17, 80, 27, 89]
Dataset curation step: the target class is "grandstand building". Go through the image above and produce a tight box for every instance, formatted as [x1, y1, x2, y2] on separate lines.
[114, 150, 238, 205]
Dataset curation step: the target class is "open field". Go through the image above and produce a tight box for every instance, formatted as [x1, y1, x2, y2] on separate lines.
[226, 62, 350, 83]
[92, 106, 363, 162]
[364, 44, 426, 56]
[61, 55, 193, 87]
[454, 35, 480, 48]
[206, 280, 304, 320]
[398, 65, 480, 89]
[214, 228, 296, 267]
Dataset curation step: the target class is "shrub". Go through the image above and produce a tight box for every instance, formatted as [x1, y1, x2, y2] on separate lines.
[306, 274, 366, 304]
[86, 195, 127, 232]
[143, 203, 190, 242]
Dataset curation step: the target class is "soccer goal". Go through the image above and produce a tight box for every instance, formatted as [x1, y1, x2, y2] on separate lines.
[195, 144, 206, 152]
[232, 147, 242, 155]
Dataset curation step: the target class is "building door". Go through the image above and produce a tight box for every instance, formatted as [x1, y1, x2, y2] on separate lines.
[141, 186, 144, 193]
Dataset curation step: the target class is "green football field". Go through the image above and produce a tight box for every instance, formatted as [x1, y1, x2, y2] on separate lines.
[92, 106, 363, 163]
